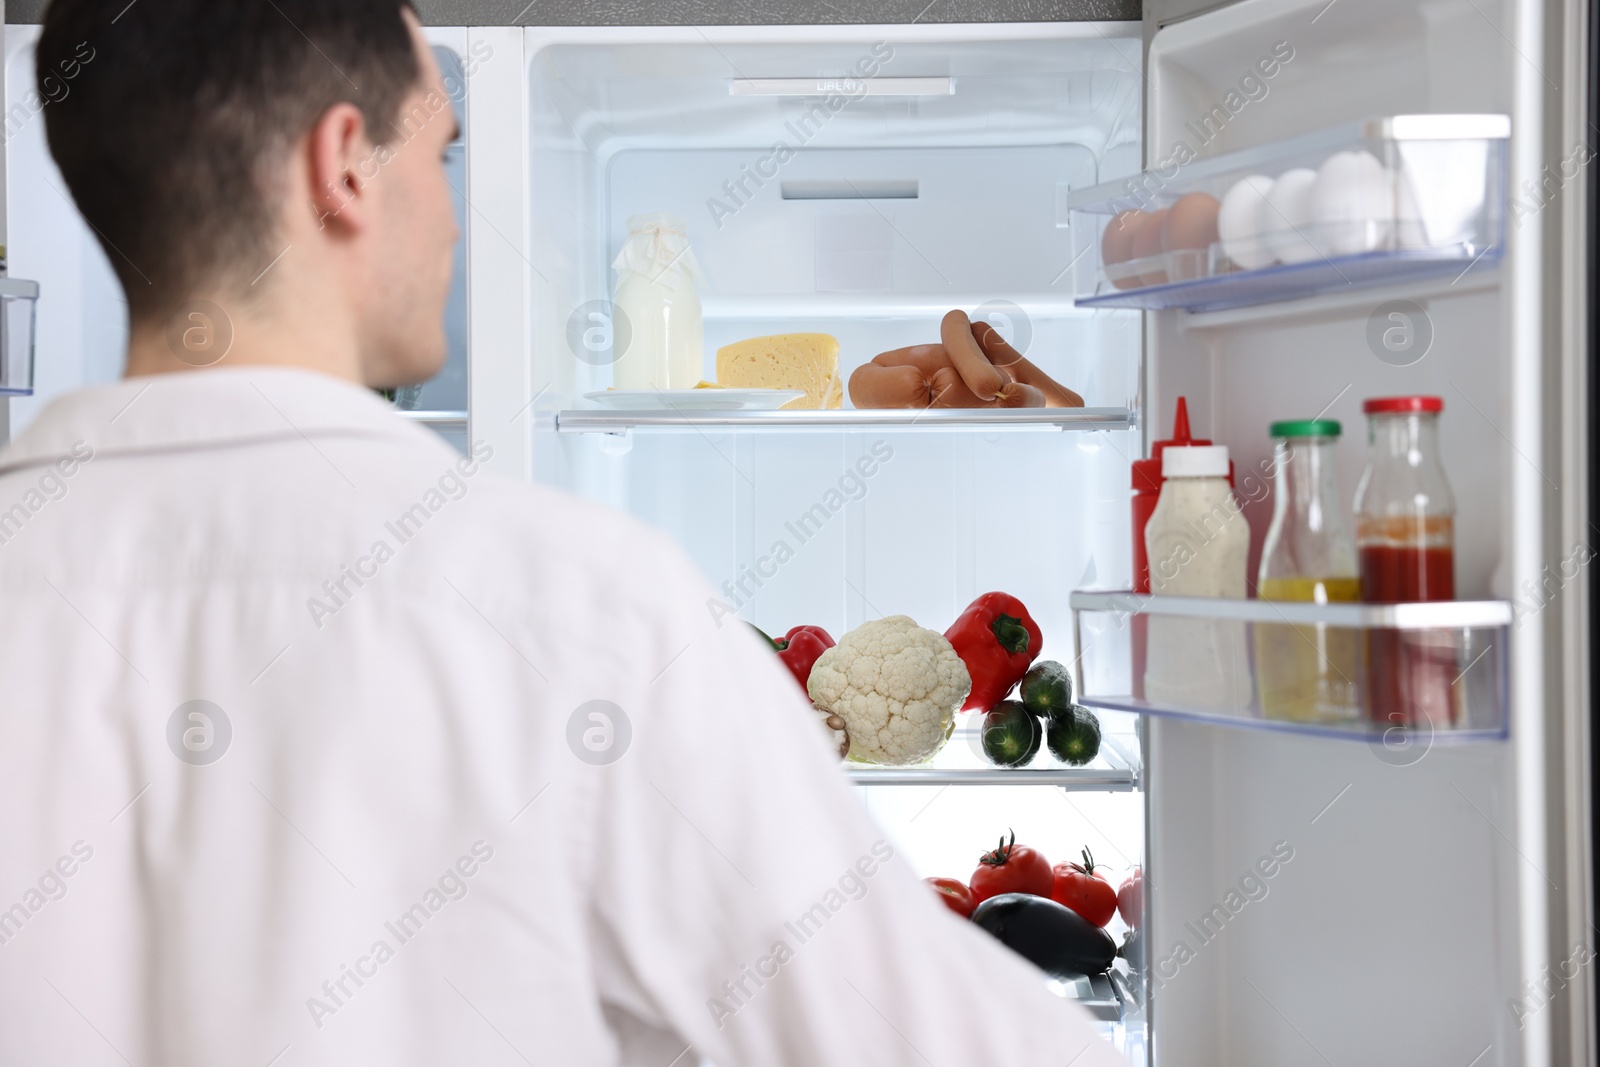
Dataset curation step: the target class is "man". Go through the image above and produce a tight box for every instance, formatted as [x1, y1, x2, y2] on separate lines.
[0, 3, 1126, 1064]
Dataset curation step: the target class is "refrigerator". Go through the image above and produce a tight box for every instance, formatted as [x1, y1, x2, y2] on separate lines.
[5, 1, 1594, 1063]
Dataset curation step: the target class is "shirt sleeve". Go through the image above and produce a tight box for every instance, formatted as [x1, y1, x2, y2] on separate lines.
[586, 535, 1129, 1067]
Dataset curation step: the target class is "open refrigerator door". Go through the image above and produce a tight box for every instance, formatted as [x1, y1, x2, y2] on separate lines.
[1059, 0, 1589, 1064]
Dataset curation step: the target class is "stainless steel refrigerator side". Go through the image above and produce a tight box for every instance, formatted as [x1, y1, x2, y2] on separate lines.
[1, 0, 10, 446]
[1534, 2, 1595, 1063]
[1508, 1, 1592, 1063]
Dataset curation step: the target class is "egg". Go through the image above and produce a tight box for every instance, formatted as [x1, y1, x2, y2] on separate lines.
[1132, 208, 1170, 285]
[1218, 174, 1277, 270]
[1102, 210, 1145, 264]
[1312, 150, 1392, 256]
[1101, 209, 1147, 289]
[1161, 192, 1221, 280]
[1264, 167, 1319, 264]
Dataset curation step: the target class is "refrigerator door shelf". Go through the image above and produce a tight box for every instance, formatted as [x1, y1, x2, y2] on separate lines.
[1070, 590, 1510, 743]
[1080, 242, 1499, 314]
[1066, 114, 1508, 313]
[553, 406, 1136, 434]
[0, 277, 40, 397]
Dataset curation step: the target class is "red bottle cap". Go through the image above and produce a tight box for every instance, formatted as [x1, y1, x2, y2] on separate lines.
[1133, 396, 1210, 492]
[1363, 395, 1444, 414]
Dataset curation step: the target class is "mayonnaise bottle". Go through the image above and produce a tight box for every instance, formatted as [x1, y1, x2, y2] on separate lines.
[610, 214, 705, 390]
[1142, 444, 1253, 711]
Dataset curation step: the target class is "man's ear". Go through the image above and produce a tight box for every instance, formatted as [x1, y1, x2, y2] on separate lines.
[306, 102, 372, 235]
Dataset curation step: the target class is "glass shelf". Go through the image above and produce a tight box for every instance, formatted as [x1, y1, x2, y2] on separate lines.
[844, 720, 1141, 789]
[553, 406, 1136, 435]
[1066, 114, 1508, 313]
[1070, 590, 1511, 743]
[845, 765, 1138, 789]
[395, 410, 468, 427]
[699, 293, 1099, 320]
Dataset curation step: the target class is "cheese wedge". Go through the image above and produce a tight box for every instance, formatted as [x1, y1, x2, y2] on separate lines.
[715, 333, 843, 410]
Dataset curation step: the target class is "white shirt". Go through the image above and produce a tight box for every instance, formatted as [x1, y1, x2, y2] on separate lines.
[0, 368, 1125, 1067]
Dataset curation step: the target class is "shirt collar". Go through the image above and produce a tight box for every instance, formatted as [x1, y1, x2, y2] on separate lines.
[0, 366, 432, 476]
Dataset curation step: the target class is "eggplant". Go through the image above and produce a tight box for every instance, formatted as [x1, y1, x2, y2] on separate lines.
[970, 892, 1117, 978]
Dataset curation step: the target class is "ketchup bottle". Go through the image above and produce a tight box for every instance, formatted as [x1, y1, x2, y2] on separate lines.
[1353, 396, 1457, 726]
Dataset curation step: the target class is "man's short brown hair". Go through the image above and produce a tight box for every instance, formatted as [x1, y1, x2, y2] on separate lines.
[37, 0, 422, 323]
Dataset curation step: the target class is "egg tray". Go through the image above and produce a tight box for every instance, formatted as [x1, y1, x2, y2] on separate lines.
[1065, 114, 1509, 313]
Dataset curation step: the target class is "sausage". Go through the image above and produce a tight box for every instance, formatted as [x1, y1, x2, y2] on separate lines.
[848, 312, 1084, 409]
[940, 309, 1012, 403]
[848, 345, 989, 409]
[970, 322, 1084, 408]
[848, 361, 937, 409]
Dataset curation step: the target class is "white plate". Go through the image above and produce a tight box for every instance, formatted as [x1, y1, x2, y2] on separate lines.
[583, 389, 806, 411]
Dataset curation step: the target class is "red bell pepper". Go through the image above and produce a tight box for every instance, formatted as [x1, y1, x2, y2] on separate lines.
[944, 593, 1042, 712]
[773, 625, 835, 694]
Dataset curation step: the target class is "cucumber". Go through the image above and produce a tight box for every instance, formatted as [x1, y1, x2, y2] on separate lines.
[1047, 705, 1102, 766]
[981, 701, 1041, 768]
[1020, 660, 1074, 719]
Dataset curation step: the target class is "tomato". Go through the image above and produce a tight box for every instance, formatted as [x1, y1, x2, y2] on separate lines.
[1050, 847, 1118, 927]
[1118, 868, 1143, 929]
[969, 830, 1053, 904]
[925, 876, 976, 918]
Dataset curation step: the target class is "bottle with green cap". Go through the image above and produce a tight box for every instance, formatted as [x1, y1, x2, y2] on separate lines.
[1256, 419, 1361, 723]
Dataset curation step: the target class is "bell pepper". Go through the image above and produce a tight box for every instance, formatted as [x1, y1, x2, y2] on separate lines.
[945, 593, 1042, 712]
[772, 625, 835, 694]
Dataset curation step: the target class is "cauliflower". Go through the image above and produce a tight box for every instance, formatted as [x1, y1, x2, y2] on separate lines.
[813, 705, 850, 760]
[807, 616, 972, 765]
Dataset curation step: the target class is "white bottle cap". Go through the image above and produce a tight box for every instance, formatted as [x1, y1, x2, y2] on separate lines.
[1163, 444, 1230, 478]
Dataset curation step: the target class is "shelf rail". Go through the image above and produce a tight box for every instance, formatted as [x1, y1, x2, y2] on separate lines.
[554, 406, 1136, 434]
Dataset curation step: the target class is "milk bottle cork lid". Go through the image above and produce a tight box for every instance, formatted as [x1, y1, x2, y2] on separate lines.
[1162, 444, 1230, 478]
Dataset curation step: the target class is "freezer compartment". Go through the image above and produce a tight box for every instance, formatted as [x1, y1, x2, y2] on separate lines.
[0, 278, 39, 396]
[1070, 591, 1509, 742]
[1066, 115, 1508, 312]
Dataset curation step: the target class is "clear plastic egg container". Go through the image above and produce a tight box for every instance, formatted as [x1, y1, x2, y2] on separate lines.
[1067, 115, 1509, 313]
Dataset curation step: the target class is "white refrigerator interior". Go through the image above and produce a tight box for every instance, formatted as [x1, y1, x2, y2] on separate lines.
[505, 21, 1156, 1058]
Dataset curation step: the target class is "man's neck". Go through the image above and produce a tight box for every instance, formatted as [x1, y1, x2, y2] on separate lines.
[122, 293, 365, 382]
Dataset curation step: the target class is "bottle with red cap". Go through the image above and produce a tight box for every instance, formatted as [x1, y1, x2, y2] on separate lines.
[1353, 395, 1457, 726]
[1131, 398, 1215, 699]
[1132, 397, 1208, 595]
